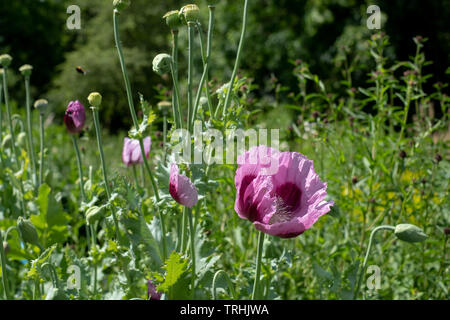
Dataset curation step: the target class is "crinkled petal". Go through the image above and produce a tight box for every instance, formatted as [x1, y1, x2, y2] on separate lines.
[169, 163, 198, 208]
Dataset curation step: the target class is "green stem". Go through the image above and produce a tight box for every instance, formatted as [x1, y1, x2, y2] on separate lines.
[222, 0, 250, 119]
[91, 108, 120, 241]
[24, 77, 37, 188]
[163, 115, 167, 163]
[132, 165, 139, 188]
[188, 207, 196, 299]
[353, 225, 395, 300]
[251, 231, 264, 300]
[71, 135, 86, 202]
[0, 82, 3, 143]
[170, 62, 183, 130]
[171, 30, 182, 129]
[2, 67, 19, 168]
[0, 230, 11, 299]
[212, 270, 237, 300]
[181, 206, 187, 254]
[39, 112, 45, 186]
[187, 23, 195, 132]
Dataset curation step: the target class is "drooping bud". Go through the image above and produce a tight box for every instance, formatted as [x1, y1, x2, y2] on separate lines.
[88, 92, 102, 108]
[163, 10, 183, 30]
[113, 0, 130, 12]
[394, 224, 427, 243]
[157, 100, 171, 116]
[17, 132, 27, 148]
[179, 4, 200, 24]
[152, 54, 172, 75]
[34, 99, 49, 113]
[17, 217, 42, 248]
[19, 64, 33, 77]
[86, 206, 105, 225]
[0, 54, 12, 67]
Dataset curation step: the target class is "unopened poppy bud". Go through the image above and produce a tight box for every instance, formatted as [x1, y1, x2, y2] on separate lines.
[17, 217, 42, 248]
[152, 53, 172, 75]
[394, 224, 427, 243]
[88, 92, 102, 107]
[179, 4, 200, 24]
[86, 206, 105, 225]
[17, 132, 27, 148]
[0, 54, 12, 67]
[113, 0, 130, 12]
[34, 99, 48, 113]
[157, 100, 171, 115]
[163, 10, 183, 30]
[19, 64, 33, 77]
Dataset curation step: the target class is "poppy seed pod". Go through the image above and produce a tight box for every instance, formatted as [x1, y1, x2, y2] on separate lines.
[157, 100, 171, 116]
[152, 53, 172, 75]
[0, 54, 12, 67]
[113, 0, 130, 12]
[179, 4, 200, 24]
[17, 217, 41, 248]
[86, 206, 105, 225]
[163, 10, 183, 30]
[394, 224, 427, 243]
[34, 99, 49, 113]
[19, 64, 33, 77]
[88, 92, 102, 108]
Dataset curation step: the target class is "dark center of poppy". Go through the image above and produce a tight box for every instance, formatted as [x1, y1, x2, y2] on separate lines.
[269, 182, 302, 225]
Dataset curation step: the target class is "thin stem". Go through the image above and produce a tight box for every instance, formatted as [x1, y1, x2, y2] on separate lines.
[71, 135, 86, 202]
[170, 62, 183, 130]
[0, 82, 3, 143]
[188, 207, 196, 299]
[171, 30, 182, 129]
[181, 206, 187, 254]
[222, 0, 250, 119]
[39, 112, 45, 186]
[163, 115, 167, 163]
[24, 77, 37, 188]
[132, 165, 139, 188]
[0, 230, 11, 299]
[2, 67, 19, 168]
[187, 23, 195, 132]
[353, 225, 395, 299]
[251, 231, 265, 300]
[212, 270, 237, 300]
[91, 108, 120, 241]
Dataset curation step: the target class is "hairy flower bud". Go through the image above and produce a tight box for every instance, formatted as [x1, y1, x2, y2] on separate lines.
[86, 206, 105, 225]
[113, 0, 130, 12]
[0, 54, 12, 67]
[19, 64, 33, 77]
[179, 4, 200, 24]
[34, 99, 49, 113]
[152, 53, 172, 75]
[394, 224, 427, 243]
[163, 10, 183, 30]
[88, 92, 102, 107]
[17, 217, 42, 248]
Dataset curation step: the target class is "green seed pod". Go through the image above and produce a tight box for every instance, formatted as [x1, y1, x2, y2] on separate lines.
[157, 100, 171, 116]
[19, 64, 33, 77]
[86, 206, 105, 225]
[0, 54, 13, 67]
[152, 53, 172, 75]
[17, 217, 42, 248]
[2, 134, 12, 149]
[17, 131, 27, 148]
[34, 99, 49, 112]
[88, 92, 102, 107]
[113, 0, 130, 12]
[394, 224, 427, 243]
[179, 4, 200, 23]
[163, 10, 183, 30]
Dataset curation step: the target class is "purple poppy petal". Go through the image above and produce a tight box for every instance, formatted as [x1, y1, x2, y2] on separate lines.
[169, 163, 198, 208]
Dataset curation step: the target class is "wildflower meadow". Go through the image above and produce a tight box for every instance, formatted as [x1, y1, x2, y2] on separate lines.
[0, 0, 448, 303]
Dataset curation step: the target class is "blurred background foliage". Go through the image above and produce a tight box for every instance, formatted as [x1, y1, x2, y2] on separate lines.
[0, 0, 449, 132]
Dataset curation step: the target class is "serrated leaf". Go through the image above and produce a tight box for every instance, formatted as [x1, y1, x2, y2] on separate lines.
[158, 251, 187, 292]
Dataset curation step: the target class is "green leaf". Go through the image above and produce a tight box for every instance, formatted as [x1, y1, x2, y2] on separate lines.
[158, 251, 187, 292]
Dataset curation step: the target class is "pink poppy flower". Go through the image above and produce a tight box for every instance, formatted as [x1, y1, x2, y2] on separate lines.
[169, 163, 198, 208]
[234, 146, 333, 238]
[64, 100, 86, 134]
[147, 279, 162, 300]
[122, 137, 151, 167]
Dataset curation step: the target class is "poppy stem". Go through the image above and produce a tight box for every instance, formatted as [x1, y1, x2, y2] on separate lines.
[132, 165, 140, 188]
[212, 270, 237, 300]
[71, 135, 87, 202]
[91, 107, 120, 241]
[353, 225, 395, 300]
[24, 76, 37, 189]
[222, 0, 250, 120]
[251, 231, 265, 300]
[188, 207, 196, 299]
[187, 22, 195, 132]
[171, 30, 182, 130]
[39, 111, 45, 187]
[0, 229, 11, 299]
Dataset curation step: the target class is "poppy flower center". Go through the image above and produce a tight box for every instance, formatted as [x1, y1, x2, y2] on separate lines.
[269, 182, 301, 225]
